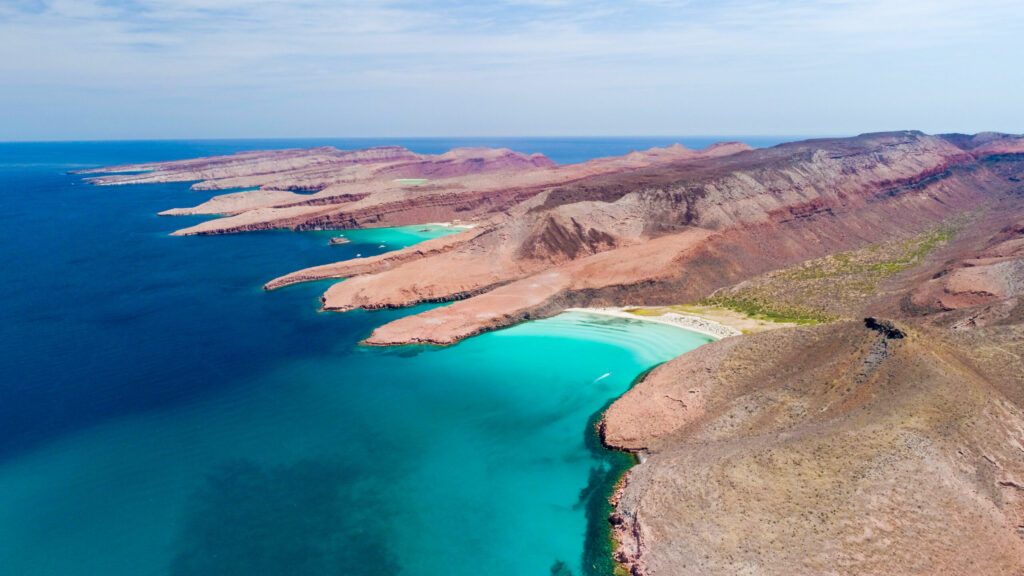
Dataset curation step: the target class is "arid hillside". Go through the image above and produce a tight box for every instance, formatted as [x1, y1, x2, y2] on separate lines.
[604, 315, 1024, 575]
[602, 192, 1024, 575]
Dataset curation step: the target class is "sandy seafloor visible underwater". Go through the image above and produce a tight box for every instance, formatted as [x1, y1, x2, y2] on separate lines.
[0, 137, 786, 576]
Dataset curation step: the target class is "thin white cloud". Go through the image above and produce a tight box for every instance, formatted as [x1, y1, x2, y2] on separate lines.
[0, 0, 1021, 138]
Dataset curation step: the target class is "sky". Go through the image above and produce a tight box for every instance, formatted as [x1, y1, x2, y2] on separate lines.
[1, 0, 1022, 140]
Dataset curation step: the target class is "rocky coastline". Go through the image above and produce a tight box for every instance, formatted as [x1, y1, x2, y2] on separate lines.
[81, 131, 1024, 574]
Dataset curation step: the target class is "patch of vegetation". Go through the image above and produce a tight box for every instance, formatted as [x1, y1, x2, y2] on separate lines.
[868, 224, 958, 274]
[631, 219, 965, 328]
[394, 178, 428, 186]
[626, 304, 802, 334]
[699, 295, 835, 325]
[779, 222, 961, 283]
[624, 307, 664, 317]
[699, 220, 965, 321]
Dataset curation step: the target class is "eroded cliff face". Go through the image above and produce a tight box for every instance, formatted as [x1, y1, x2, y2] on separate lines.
[316, 131, 1020, 346]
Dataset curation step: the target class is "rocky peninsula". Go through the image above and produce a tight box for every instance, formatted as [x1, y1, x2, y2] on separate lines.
[84, 131, 1024, 575]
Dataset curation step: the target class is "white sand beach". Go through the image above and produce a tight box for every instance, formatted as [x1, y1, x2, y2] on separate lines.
[565, 307, 743, 340]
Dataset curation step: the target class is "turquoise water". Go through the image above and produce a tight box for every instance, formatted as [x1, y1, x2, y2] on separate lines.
[0, 312, 708, 576]
[320, 224, 464, 250]
[0, 138, 766, 575]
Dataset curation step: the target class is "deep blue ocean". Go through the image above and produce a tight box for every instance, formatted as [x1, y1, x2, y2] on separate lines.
[0, 137, 788, 576]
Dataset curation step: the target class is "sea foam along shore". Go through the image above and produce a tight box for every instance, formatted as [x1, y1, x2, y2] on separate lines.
[565, 307, 742, 340]
[423, 221, 477, 229]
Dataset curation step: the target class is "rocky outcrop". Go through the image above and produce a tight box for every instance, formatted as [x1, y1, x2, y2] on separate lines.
[911, 219, 1024, 312]
[602, 319, 1024, 575]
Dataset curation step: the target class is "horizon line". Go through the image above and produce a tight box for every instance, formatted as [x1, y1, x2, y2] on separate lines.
[0, 133, 856, 144]
[5, 129, 1019, 145]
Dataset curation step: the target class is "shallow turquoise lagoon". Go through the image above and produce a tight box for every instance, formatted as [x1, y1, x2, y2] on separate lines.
[0, 311, 709, 576]
[316, 223, 464, 250]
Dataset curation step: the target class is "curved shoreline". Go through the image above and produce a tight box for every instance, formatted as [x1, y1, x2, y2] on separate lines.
[565, 307, 741, 340]
[582, 394, 640, 576]
[571, 308, 745, 574]
[565, 311, 732, 576]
